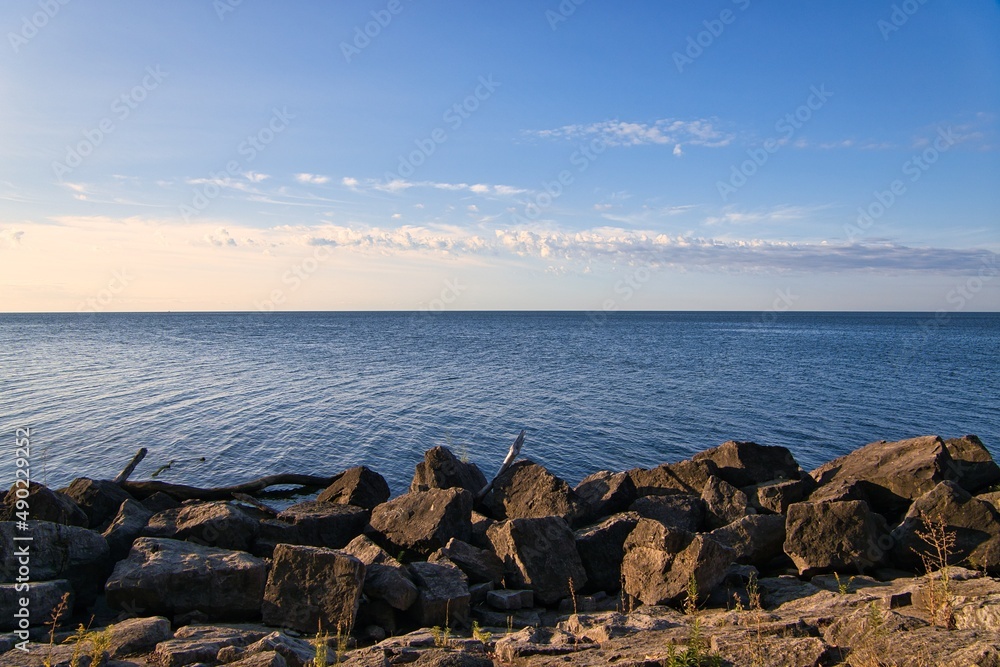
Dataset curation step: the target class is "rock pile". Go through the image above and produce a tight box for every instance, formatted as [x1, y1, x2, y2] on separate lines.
[2, 435, 999, 666]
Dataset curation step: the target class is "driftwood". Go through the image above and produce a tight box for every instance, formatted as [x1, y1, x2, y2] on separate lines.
[120, 473, 340, 501]
[233, 492, 279, 516]
[113, 448, 148, 484]
[477, 429, 525, 500]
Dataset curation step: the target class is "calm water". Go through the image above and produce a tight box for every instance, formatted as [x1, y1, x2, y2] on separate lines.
[1, 312, 997, 497]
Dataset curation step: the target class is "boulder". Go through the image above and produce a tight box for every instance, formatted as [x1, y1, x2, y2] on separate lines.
[943, 435, 1000, 494]
[487, 588, 534, 610]
[627, 459, 719, 497]
[745, 477, 815, 515]
[367, 488, 472, 558]
[809, 435, 958, 521]
[574, 512, 640, 594]
[148, 625, 267, 667]
[105, 537, 267, 619]
[469, 511, 495, 550]
[574, 471, 636, 520]
[274, 501, 368, 549]
[627, 493, 704, 532]
[102, 498, 154, 561]
[217, 631, 316, 667]
[692, 440, 801, 487]
[701, 475, 754, 529]
[317, 466, 391, 510]
[621, 519, 734, 605]
[0, 520, 110, 606]
[106, 616, 172, 659]
[480, 459, 586, 526]
[428, 538, 504, 585]
[343, 535, 418, 611]
[141, 491, 180, 513]
[891, 481, 1000, 574]
[783, 500, 890, 576]
[486, 516, 587, 605]
[710, 514, 787, 567]
[261, 544, 366, 633]
[223, 652, 288, 667]
[143, 501, 259, 551]
[1, 482, 87, 527]
[407, 561, 471, 628]
[410, 446, 488, 495]
[0, 579, 72, 630]
[62, 477, 134, 530]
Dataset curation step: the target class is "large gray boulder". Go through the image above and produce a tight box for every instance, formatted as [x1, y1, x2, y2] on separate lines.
[621, 519, 734, 606]
[701, 475, 754, 530]
[1, 483, 88, 527]
[106, 616, 173, 659]
[710, 514, 786, 567]
[262, 543, 365, 634]
[407, 561, 471, 628]
[480, 460, 586, 526]
[105, 537, 267, 619]
[943, 435, 1000, 494]
[148, 625, 267, 667]
[627, 494, 704, 532]
[367, 488, 472, 558]
[316, 466, 391, 510]
[692, 440, 801, 488]
[273, 501, 368, 549]
[343, 535, 418, 611]
[143, 501, 259, 551]
[809, 435, 959, 521]
[0, 520, 110, 606]
[627, 459, 719, 497]
[574, 471, 636, 521]
[410, 446, 488, 495]
[428, 537, 504, 585]
[891, 480, 1000, 574]
[783, 500, 890, 576]
[574, 512, 640, 594]
[486, 516, 587, 605]
[0, 579, 72, 630]
[102, 498, 154, 561]
[62, 478, 135, 530]
[744, 477, 815, 515]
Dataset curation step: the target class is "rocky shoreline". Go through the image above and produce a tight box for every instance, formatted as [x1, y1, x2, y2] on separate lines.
[3, 434, 1000, 666]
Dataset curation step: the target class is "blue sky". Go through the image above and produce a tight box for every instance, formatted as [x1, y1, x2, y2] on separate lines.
[1, 1, 998, 312]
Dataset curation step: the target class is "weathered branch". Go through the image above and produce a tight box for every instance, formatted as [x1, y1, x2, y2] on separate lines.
[477, 430, 525, 500]
[233, 492, 279, 516]
[120, 473, 339, 501]
[113, 448, 148, 484]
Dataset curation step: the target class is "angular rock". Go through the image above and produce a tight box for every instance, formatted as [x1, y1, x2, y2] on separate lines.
[480, 459, 586, 526]
[745, 477, 815, 515]
[710, 514, 787, 567]
[224, 652, 289, 667]
[0, 579, 72, 630]
[149, 625, 267, 667]
[574, 512, 640, 594]
[274, 501, 368, 549]
[367, 488, 472, 558]
[317, 466, 391, 510]
[487, 588, 533, 611]
[261, 543, 366, 633]
[891, 481, 1000, 574]
[621, 519, 734, 605]
[102, 498, 154, 561]
[0, 520, 109, 606]
[410, 446, 488, 495]
[469, 511, 495, 550]
[702, 475, 754, 529]
[711, 635, 834, 667]
[106, 537, 267, 619]
[809, 435, 957, 521]
[692, 440, 801, 488]
[62, 477, 134, 530]
[574, 471, 636, 521]
[407, 561, 471, 628]
[628, 494, 704, 532]
[981, 491, 1000, 512]
[783, 500, 890, 576]
[107, 615, 172, 658]
[217, 631, 316, 667]
[428, 538, 504, 585]
[627, 458, 719, 497]
[343, 535, 418, 611]
[141, 491, 180, 513]
[143, 500, 259, 551]
[493, 626, 597, 662]
[1, 482, 87, 527]
[951, 593, 1000, 632]
[486, 516, 587, 605]
[944, 435, 1000, 494]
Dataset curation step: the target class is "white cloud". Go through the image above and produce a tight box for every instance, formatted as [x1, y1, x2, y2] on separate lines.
[346, 177, 527, 197]
[342, 177, 359, 188]
[673, 143, 683, 157]
[295, 173, 330, 185]
[530, 118, 734, 148]
[245, 171, 270, 183]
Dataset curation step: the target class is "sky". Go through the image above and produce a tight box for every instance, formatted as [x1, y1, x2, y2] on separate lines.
[1, 1, 998, 313]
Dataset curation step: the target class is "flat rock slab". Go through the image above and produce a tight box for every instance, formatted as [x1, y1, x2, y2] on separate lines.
[149, 624, 268, 667]
[0, 579, 72, 631]
[144, 500, 259, 551]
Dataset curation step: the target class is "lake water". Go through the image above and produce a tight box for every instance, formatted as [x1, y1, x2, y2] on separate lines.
[1, 311, 997, 497]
